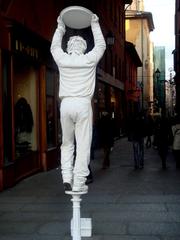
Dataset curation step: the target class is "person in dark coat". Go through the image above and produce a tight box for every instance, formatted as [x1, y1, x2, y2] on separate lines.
[98, 111, 114, 169]
[129, 112, 146, 169]
[156, 115, 173, 169]
[145, 114, 154, 148]
[171, 114, 180, 169]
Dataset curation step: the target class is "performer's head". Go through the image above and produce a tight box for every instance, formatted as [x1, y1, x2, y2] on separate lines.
[67, 36, 87, 55]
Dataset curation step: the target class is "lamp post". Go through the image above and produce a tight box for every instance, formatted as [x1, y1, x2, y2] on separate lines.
[168, 67, 176, 116]
[106, 31, 115, 46]
[155, 68, 160, 79]
[105, 31, 115, 113]
[162, 79, 166, 116]
[155, 68, 161, 113]
[106, 30, 115, 76]
[155, 68, 166, 115]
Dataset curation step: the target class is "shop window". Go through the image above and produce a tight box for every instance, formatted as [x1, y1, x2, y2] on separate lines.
[13, 56, 38, 159]
[2, 51, 12, 165]
[46, 69, 58, 148]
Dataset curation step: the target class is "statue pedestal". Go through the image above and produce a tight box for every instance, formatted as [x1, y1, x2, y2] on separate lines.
[66, 191, 92, 240]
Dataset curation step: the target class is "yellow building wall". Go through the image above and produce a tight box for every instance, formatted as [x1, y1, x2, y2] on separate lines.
[126, 17, 154, 112]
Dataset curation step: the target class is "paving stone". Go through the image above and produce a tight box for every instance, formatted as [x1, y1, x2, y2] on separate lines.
[0, 203, 25, 211]
[84, 203, 166, 212]
[116, 194, 180, 203]
[92, 222, 126, 235]
[0, 222, 40, 234]
[93, 211, 174, 222]
[166, 204, 180, 211]
[101, 236, 160, 240]
[162, 237, 180, 240]
[0, 234, 62, 240]
[20, 203, 71, 212]
[0, 211, 71, 221]
[37, 221, 68, 235]
[129, 222, 180, 235]
[0, 234, 36, 240]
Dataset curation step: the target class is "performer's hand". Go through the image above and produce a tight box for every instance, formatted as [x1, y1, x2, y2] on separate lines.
[91, 14, 99, 23]
[57, 15, 65, 33]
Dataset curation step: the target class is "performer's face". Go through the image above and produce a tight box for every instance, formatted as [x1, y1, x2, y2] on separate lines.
[67, 36, 87, 54]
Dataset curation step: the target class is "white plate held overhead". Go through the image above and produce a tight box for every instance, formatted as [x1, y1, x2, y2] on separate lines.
[60, 6, 93, 29]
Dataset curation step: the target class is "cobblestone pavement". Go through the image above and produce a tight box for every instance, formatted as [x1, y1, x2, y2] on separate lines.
[0, 137, 180, 240]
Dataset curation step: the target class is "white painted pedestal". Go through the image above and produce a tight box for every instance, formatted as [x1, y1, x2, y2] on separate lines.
[65, 191, 92, 240]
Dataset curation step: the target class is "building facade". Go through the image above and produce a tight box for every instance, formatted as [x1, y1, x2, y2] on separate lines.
[125, 0, 154, 113]
[0, 0, 132, 191]
[125, 41, 142, 118]
[153, 46, 166, 114]
[0, 16, 60, 190]
[174, 0, 180, 114]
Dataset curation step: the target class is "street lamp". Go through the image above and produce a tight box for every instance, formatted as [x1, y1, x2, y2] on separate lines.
[168, 67, 176, 116]
[155, 68, 161, 79]
[154, 68, 161, 112]
[155, 68, 166, 115]
[106, 31, 115, 76]
[106, 31, 115, 46]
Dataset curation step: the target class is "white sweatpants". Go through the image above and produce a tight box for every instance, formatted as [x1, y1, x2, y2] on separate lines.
[60, 97, 92, 183]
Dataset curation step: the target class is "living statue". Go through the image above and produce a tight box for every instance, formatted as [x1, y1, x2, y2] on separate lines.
[50, 10, 106, 192]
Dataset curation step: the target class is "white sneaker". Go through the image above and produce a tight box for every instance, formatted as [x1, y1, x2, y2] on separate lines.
[72, 184, 88, 192]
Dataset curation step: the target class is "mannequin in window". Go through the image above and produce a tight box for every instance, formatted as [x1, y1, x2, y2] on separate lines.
[14, 97, 33, 153]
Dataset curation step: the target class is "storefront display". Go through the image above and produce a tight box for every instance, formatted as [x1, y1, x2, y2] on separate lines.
[0, 18, 60, 190]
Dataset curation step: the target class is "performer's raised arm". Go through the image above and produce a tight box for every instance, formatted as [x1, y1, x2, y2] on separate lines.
[90, 14, 106, 62]
[50, 15, 66, 65]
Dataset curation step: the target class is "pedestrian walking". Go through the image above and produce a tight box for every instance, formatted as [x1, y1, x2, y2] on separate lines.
[171, 114, 180, 169]
[152, 115, 161, 149]
[128, 111, 146, 169]
[98, 111, 114, 169]
[156, 115, 173, 169]
[145, 113, 154, 148]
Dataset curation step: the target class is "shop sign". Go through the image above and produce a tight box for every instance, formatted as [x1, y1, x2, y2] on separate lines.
[9, 22, 52, 66]
[10, 23, 44, 60]
[14, 39, 39, 59]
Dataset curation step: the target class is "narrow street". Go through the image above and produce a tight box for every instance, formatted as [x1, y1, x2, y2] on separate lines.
[0, 137, 180, 240]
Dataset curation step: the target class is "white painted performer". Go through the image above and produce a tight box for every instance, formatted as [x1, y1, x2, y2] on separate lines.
[50, 10, 106, 192]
